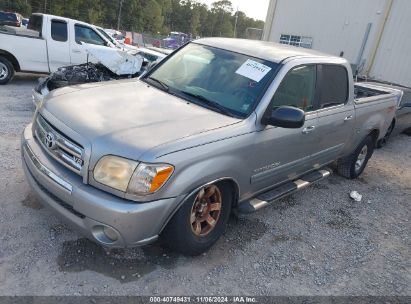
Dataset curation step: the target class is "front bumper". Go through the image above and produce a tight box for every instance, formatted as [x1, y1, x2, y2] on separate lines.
[21, 124, 183, 248]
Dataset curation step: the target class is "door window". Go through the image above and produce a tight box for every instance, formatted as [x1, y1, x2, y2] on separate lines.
[75, 25, 105, 46]
[27, 14, 42, 37]
[271, 65, 317, 112]
[319, 65, 349, 108]
[51, 20, 68, 42]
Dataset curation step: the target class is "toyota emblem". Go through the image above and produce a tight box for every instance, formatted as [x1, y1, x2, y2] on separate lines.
[44, 132, 56, 149]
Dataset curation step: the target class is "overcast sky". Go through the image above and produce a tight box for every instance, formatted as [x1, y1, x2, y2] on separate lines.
[198, 0, 270, 21]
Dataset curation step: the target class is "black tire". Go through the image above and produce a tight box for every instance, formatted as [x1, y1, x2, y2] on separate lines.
[337, 136, 375, 179]
[0, 56, 15, 85]
[403, 127, 411, 136]
[161, 182, 232, 256]
[376, 121, 394, 148]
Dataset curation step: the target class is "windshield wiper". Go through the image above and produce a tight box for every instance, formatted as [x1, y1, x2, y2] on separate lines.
[179, 90, 234, 117]
[145, 77, 169, 92]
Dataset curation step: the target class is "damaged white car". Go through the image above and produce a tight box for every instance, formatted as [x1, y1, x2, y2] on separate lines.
[33, 45, 166, 106]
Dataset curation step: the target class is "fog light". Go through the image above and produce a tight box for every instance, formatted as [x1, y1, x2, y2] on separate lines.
[103, 226, 119, 241]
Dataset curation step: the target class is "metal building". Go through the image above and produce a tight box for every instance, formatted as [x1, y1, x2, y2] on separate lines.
[263, 0, 411, 87]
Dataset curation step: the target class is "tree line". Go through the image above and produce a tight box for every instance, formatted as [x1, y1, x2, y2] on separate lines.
[1, 0, 265, 38]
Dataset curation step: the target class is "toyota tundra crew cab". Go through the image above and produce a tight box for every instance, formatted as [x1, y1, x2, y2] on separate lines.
[21, 38, 399, 255]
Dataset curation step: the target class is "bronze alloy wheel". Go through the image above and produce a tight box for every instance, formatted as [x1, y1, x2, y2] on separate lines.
[190, 185, 222, 237]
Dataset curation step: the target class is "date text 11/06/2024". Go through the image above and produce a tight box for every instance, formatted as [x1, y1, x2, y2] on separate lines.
[149, 296, 257, 303]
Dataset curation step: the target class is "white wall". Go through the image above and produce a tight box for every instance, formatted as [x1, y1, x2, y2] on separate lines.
[264, 0, 411, 86]
[369, 0, 411, 86]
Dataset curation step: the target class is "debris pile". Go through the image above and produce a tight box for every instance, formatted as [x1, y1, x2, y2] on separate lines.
[46, 63, 116, 90]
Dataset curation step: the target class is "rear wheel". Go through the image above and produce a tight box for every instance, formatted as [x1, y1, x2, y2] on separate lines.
[403, 127, 411, 136]
[337, 135, 374, 179]
[0, 56, 15, 85]
[376, 121, 394, 148]
[162, 182, 232, 256]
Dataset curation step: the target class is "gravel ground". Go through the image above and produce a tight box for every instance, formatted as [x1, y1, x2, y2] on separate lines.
[0, 74, 410, 296]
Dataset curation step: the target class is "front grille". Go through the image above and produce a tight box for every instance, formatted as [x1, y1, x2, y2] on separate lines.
[35, 115, 84, 175]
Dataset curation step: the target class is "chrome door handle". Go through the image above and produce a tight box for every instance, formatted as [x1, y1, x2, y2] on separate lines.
[72, 49, 81, 54]
[344, 115, 354, 121]
[302, 126, 316, 134]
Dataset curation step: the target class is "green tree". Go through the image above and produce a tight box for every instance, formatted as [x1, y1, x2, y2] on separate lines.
[211, 0, 233, 36]
[0, 0, 31, 16]
[2, 0, 264, 39]
[142, 0, 164, 33]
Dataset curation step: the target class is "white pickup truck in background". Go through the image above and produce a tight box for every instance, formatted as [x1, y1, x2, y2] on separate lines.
[0, 13, 123, 84]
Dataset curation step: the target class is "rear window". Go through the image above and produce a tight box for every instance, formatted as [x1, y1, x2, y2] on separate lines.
[28, 14, 43, 34]
[0, 12, 18, 21]
[51, 20, 67, 42]
[319, 65, 349, 107]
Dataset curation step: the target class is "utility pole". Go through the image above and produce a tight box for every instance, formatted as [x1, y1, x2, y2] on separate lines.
[233, 6, 239, 38]
[44, 0, 47, 13]
[117, 0, 124, 31]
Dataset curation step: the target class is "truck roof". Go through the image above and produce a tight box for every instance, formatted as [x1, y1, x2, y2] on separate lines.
[195, 37, 340, 63]
[32, 13, 99, 29]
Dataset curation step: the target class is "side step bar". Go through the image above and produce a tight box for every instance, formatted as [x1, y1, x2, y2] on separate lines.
[237, 169, 331, 214]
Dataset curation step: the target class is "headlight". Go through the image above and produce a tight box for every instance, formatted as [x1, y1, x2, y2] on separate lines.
[94, 155, 138, 192]
[127, 163, 174, 195]
[93, 156, 174, 195]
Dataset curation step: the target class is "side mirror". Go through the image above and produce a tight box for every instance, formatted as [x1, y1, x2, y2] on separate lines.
[263, 106, 305, 128]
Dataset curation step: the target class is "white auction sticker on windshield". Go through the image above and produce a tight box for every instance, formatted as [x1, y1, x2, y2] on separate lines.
[235, 59, 272, 82]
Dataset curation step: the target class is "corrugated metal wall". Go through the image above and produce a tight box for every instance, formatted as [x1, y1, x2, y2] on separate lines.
[369, 0, 411, 86]
[264, 0, 411, 87]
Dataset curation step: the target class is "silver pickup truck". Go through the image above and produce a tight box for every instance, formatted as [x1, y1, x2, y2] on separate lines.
[21, 38, 399, 255]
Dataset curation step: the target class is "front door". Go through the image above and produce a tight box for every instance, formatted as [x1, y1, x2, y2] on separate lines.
[70, 24, 108, 65]
[250, 64, 320, 191]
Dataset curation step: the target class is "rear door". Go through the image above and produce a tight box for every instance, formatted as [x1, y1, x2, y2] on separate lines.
[312, 64, 355, 165]
[46, 18, 71, 72]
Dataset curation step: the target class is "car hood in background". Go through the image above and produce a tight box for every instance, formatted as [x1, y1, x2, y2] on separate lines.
[85, 44, 143, 75]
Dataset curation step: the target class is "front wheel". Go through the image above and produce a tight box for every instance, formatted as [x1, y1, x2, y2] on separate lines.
[337, 136, 375, 179]
[0, 56, 15, 85]
[161, 182, 232, 256]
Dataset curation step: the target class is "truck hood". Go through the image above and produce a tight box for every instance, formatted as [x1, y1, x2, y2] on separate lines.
[85, 44, 143, 75]
[42, 80, 241, 162]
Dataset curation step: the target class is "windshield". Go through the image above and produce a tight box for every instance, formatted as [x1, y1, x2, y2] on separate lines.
[97, 28, 117, 46]
[145, 43, 279, 118]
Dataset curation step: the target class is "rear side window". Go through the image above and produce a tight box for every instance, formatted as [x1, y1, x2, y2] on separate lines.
[75, 24, 105, 46]
[319, 65, 349, 107]
[51, 20, 67, 42]
[271, 65, 317, 112]
[27, 15, 43, 35]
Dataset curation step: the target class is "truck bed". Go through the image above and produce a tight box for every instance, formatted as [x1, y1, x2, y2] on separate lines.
[354, 83, 392, 99]
[0, 25, 40, 38]
[354, 83, 400, 105]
